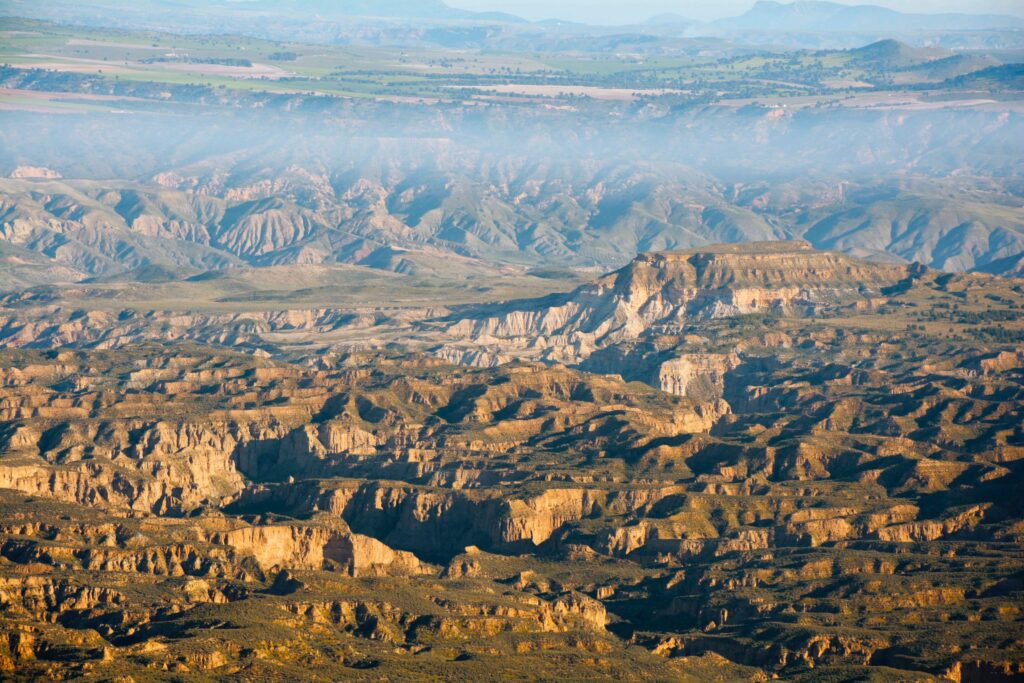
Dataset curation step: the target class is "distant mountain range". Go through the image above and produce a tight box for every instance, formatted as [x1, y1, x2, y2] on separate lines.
[239, 0, 525, 21]
[2, 105, 1022, 286]
[4, 0, 658, 24]
[709, 0, 1024, 33]
[0, 0, 527, 27]
[7, 0, 1023, 37]
[248, 0, 1024, 30]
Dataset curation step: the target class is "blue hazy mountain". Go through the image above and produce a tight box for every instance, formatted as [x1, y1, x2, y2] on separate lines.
[713, 0, 1024, 33]
[241, 0, 524, 21]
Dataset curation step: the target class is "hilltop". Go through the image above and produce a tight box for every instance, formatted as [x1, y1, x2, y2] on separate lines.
[848, 39, 950, 69]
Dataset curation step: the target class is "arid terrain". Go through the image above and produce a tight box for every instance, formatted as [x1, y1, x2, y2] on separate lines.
[0, 241, 1022, 681]
[0, 1, 1023, 681]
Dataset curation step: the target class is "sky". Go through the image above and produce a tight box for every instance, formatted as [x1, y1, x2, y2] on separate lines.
[446, 0, 1024, 23]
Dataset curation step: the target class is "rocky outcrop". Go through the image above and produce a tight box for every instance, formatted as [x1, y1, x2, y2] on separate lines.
[438, 243, 907, 367]
[659, 354, 741, 400]
[216, 523, 425, 577]
[8, 167, 61, 180]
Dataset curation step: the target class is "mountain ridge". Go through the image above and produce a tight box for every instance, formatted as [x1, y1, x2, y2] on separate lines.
[713, 0, 1024, 32]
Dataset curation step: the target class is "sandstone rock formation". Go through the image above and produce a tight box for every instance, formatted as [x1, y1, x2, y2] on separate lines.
[0, 245, 1021, 681]
[438, 242, 907, 367]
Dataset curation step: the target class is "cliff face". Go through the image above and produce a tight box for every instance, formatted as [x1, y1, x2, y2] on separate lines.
[438, 242, 907, 371]
[216, 523, 425, 577]
[435, 243, 910, 414]
[659, 354, 741, 400]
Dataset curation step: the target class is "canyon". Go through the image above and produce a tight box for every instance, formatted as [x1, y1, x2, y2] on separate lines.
[0, 243, 1021, 680]
[0, 8, 1022, 679]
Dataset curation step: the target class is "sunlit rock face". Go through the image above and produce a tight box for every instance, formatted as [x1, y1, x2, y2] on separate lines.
[437, 243, 909, 402]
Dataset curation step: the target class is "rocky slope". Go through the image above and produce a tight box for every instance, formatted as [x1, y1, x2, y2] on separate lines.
[439, 242, 907, 366]
[0, 244, 1022, 679]
[436, 242, 918, 407]
[2, 117, 1023, 287]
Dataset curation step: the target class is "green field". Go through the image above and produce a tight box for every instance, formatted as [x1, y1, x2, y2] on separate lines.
[6, 18, 1000, 112]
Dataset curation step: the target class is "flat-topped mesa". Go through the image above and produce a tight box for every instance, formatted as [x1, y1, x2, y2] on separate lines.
[634, 240, 904, 289]
[441, 242, 908, 365]
[598, 241, 901, 296]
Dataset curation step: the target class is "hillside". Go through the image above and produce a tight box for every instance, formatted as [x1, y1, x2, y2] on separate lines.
[2, 113, 1023, 287]
[802, 196, 1024, 272]
[848, 39, 950, 69]
[944, 63, 1024, 92]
